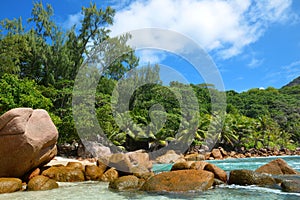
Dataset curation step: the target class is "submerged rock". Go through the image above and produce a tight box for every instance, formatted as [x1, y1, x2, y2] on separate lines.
[228, 169, 276, 186]
[0, 108, 58, 178]
[255, 158, 299, 175]
[27, 175, 58, 191]
[0, 178, 22, 194]
[141, 169, 214, 192]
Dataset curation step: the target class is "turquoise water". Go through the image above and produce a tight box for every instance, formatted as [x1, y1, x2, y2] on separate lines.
[0, 156, 299, 200]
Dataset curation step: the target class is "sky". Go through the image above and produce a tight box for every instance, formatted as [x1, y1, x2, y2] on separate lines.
[0, 0, 300, 92]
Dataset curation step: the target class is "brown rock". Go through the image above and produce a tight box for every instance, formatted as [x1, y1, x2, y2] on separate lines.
[229, 151, 236, 157]
[219, 147, 228, 156]
[184, 153, 205, 161]
[204, 163, 227, 183]
[190, 161, 209, 170]
[42, 166, 85, 182]
[205, 152, 211, 160]
[66, 162, 85, 172]
[23, 168, 41, 182]
[0, 108, 58, 178]
[97, 159, 108, 172]
[101, 168, 119, 182]
[228, 170, 276, 186]
[141, 170, 214, 192]
[171, 161, 194, 171]
[85, 165, 105, 181]
[255, 158, 299, 175]
[0, 178, 22, 194]
[133, 172, 154, 181]
[109, 175, 140, 191]
[211, 149, 223, 159]
[27, 175, 58, 191]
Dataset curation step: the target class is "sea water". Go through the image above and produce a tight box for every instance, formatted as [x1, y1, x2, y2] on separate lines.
[0, 156, 299, 200]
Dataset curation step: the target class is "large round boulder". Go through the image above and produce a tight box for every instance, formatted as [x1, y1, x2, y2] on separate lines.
[0, 108, 58, 178]
[141, 169, 214, 192]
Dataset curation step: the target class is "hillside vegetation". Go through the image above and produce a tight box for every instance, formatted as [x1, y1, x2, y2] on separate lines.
[0, 2, 299, 152]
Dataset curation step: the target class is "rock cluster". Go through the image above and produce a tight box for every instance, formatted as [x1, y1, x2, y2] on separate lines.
[0, 108, 299, 195]
[201, 147, 300, 160]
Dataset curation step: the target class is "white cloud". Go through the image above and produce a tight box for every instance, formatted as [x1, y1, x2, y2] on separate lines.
[136, 49, 166, 65]
[63, 12, 83, 29]
[247, 58, 264, 68]
[265, 60, 300, 85]
[109, 0, 296, 60]
[281, 60, 300, 80]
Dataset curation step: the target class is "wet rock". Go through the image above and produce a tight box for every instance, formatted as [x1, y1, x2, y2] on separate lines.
[27, 175, 58, 191]
[281, 179, 300, 193]
[190, 161, 209, 170]
[85, 165, 105, 181]
[255, 158, 299, 175]
[42, 166, 85, 182]
[109, 175, 140, 191]
[133, 172, 154, 181]
[141, 170, 214, 192]
[204, 163, 227, 183]
[213, 178, 225, 186]
[229, 170, 276, 186]
[0, 178, 22, 194]
[101, 168, 119, 182]
[171, 161, 193, 171]
[0, 108, 58, 178]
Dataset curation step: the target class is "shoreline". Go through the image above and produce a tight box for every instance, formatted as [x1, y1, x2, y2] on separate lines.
[52, 147, 300, 166]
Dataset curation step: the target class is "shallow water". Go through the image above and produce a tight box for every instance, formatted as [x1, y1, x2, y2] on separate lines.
[1, 156, 299, 200]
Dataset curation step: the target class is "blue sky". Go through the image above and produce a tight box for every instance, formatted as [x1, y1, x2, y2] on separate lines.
[0, 0, 300, 92]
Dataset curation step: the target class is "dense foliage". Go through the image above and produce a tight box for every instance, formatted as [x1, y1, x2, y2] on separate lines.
[0, 2, 299, 152]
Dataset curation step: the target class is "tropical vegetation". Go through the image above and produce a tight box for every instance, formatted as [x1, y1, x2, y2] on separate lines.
[0, 2, 299, 153]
